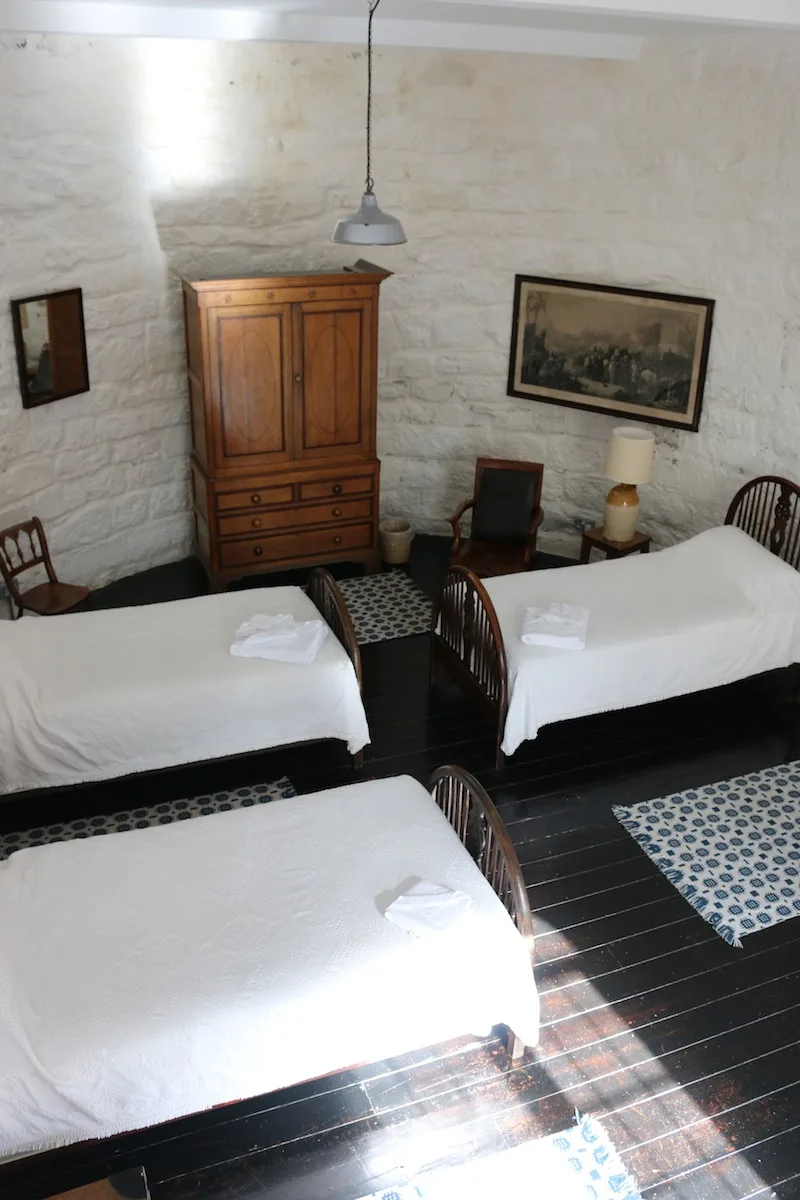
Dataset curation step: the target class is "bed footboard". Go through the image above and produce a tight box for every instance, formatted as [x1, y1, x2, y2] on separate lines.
[431, 566, 509, 769]
[428, 764, 534, 1062]
[307, 568, 364, 767]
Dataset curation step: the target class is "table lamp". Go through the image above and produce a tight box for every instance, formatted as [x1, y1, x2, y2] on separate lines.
[603, 426, 655, 542]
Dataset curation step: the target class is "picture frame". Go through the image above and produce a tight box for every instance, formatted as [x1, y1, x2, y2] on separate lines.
[507, 274, 715, 432]
[11, 287, 90, 409]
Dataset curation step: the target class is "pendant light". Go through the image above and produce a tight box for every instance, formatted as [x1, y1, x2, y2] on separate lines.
[332, 0, 406, 246]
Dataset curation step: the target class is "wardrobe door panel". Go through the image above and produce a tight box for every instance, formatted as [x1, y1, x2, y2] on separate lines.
[295, 299, 373, 461]
[209, 304, 293, 470]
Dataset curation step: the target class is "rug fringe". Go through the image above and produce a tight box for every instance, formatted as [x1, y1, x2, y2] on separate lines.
[570, 1110, 644, 1200]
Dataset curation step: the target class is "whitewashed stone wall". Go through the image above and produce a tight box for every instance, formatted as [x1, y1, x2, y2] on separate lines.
[1, 32, 799, 590]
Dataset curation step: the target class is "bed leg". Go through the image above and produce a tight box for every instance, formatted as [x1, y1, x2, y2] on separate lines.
[353, 749, 364, 770]
[429, 640, 437, 688]
[495, 738, 505, 771]
[507, 1030, 525, 1064]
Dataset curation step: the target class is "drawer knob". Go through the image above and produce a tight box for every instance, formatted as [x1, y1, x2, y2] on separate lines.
[253, 546, 263, 557]
[333, 535, 342, 545]
[294, 374, 302, 384]
[332, 484, 342, 495]
[252, 518, 262, 529]
[251, 493, 261, 504]
[332, 507, 342, 518]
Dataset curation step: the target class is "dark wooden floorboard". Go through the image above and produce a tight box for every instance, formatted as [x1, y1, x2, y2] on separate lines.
[2, 541, 798, 1199]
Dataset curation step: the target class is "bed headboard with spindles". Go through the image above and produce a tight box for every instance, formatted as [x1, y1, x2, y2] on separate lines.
[725, 475, 800, 570]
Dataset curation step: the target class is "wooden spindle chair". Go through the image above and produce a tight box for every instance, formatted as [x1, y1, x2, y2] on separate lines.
[0, 517, 90, 620]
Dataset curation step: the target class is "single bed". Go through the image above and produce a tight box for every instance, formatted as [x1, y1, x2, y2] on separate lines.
[432, 475, 800, 767]
[0, 766, 537, 1159]
[0, 567, 368, 795]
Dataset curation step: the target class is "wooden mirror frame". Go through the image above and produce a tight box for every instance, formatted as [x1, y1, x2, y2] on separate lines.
[10, 287, 90, 409]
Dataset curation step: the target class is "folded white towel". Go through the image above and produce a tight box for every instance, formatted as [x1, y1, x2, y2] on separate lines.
[384, 880, 473, 938]
[521, 602, 589, 650]
[230, 613, 329, 665]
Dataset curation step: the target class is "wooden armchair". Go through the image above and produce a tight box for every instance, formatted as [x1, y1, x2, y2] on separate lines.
[0, 517, 90, 619]
[449, 458, 544, 578]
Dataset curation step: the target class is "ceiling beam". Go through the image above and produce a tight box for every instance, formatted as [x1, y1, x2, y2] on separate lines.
[0, 0, 643, 58]
[272, 12, 642, 56]
[430, 0, 800, 33]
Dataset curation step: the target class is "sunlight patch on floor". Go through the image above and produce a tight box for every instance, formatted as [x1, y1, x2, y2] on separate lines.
[536, 969, 774, 1195]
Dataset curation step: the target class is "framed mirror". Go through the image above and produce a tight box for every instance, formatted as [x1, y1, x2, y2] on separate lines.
[11, 287, 90, 409]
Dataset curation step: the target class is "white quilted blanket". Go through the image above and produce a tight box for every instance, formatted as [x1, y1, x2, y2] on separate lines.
[0, 775, 539, 1157]
[0, 585, 369, 794]
[487, 526, 800, 755]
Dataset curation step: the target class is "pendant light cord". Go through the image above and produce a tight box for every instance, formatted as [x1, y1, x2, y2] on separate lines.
[365, 0, 382, 194]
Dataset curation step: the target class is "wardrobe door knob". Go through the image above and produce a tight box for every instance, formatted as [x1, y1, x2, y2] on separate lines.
[332, 484, 342, 495]
[253, 546, 263, 557]
[251, 494, 261, 505]
[294, 374, 302, 383]
[333, 535, 342, 545]
[252, 518, 262, 529]
[332, 507, 342, 518]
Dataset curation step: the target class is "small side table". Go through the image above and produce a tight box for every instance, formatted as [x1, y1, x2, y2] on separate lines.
[580, 526, 651, 564]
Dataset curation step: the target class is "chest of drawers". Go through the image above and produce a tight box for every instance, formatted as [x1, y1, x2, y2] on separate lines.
[191, 461, 379, 583]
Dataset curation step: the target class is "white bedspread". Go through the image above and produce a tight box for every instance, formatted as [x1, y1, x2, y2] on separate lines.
[0, 586, 369, 794]
[486, 526, 800, 755]
[0, 775, 539, 1157]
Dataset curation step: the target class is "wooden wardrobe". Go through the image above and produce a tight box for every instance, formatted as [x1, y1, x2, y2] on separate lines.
[182, 261, 390, 589]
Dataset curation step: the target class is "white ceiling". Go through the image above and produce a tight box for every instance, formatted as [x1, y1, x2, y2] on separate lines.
[2, 0, 800, 59]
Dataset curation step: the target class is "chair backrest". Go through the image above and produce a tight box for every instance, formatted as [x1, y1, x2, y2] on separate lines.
[471, 458, 544, 544]
[0, 517, 58, 605]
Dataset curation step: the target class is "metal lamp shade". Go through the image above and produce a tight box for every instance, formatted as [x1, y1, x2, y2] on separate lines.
[332, 192, 407, 246]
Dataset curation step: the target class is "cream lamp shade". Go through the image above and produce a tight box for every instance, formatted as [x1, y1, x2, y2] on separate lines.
[604, 426, 655, 485]
[602, 427, 655, 543]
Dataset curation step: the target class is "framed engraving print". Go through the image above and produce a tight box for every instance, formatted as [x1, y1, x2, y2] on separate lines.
[507, 275, 714, 432]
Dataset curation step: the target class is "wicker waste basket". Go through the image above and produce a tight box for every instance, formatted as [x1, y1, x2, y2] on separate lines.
[379, 517, 414, 565]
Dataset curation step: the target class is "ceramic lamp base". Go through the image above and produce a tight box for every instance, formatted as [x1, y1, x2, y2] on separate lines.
[603, 483, 640, 542]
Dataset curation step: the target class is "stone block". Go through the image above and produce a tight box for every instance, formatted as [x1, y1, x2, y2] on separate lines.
[110, 491, 151, 531]
[149, 481, 191, 519]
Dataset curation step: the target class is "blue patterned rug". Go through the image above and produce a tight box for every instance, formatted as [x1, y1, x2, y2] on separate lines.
[0, 778, 296, 860]
[361, 1114, 639, 1199]
[614, 761, 800, 947]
